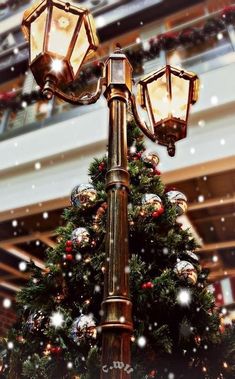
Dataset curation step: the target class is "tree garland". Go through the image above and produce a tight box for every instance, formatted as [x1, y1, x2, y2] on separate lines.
[0, 6, 235, 112]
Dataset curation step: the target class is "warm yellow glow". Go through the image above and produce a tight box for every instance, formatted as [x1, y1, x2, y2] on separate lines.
[48, 6, 78, 57]
[171, 73, 189, 119]
[58, 16, 70, 29]
[147, 73, 169, 122]
[70, 20, 90, 76]
[147, 72, 190, 123]
[30, 8, 47, 62]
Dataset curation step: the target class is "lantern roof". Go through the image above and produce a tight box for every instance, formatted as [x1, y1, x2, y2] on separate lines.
[138, 65, 199, 110]
[22, 0, 89, 38]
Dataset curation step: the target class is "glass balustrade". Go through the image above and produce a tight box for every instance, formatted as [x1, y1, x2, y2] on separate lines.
[1, 9, 235, 138]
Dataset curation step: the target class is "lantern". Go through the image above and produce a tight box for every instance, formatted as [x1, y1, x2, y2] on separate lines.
[22, 0, 98, 90]
[104, 47, 132, 93]
[137, 65, 199, 156]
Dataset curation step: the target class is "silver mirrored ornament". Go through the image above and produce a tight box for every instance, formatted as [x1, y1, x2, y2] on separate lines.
[142, 193, 162, 212]
[70, 314, 96, 344]
[166, 190, 187, 216]
[71, 184, 97, 208]
[185, 251, 199, 263]
[27, 311, 47, 333]
[142, 151, 160, 166]
[71, 227, 90, 248]
[174, 260, 197, 285]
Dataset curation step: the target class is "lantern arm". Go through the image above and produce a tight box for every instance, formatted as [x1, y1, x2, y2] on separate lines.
[53, 76, 105, 106]
[130, 94, 157, 143]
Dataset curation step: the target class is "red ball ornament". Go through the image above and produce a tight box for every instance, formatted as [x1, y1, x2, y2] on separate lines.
[98, 162, 105, 171]
[152, 211, 159, 218]
[65, 254, 73, 261]
[148, 369, 157, 378]
[65, 246, 72, 253]
[146, 281, 154, 289]
[50, 346, 62, 354]
[142, 282, 154, 289]
[152, 206, 164, 218]
[55, 346, 62, 354]
[66, 240, 73, 247]
[158, 206, 164, 215]
[154, 169, 161, 176]
[136, 152, 142, 158]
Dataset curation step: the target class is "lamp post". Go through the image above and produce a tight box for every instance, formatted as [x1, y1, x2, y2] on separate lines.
[22, 1, 199, 378]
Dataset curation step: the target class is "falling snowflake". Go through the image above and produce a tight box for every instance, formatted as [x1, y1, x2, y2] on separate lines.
[19, 261, 27, 271]
[221, 308, 227, 315]
[3, 298, 11, 309]
[210, 95, 218, 105]
[43, 212, 49, 219]
[137, 336, 146, 348]
[35, 162, 41, 170]
[67, 362, 73, 369]
[198, 119, 205, 127]
[94, 285, 100, 292]
[7, 342, 14, 350]
[198, 195, 204, 203]
[130, 145, 137, 154]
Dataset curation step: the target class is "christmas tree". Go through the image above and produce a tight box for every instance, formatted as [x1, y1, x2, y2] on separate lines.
[1, 120, 235, 379]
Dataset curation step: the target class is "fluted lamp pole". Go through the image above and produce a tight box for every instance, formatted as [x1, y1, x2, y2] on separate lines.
[22, 1, 199, 378]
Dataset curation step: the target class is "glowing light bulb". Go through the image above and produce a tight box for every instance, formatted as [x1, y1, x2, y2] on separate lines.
[51, 59, 63, 73]
[50, 311, 64, 328]
[177, 289, 191, 306]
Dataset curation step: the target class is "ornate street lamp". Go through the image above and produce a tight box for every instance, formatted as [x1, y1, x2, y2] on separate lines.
[133, 65, 199, 156]
[22, 1, 199, 378]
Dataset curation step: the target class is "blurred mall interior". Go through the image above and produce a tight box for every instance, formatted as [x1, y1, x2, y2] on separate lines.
[0, 0, 235, 335]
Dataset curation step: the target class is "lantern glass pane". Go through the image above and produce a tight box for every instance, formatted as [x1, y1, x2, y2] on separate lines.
[70, 20, 90, 76]
[171, 73, 190, 121]
[147, 73, 170, 123]
[48, 6, 78, 57]
[86, 13, 99, 47]
[111, 59, 125, 83]
[30, 8, 47, 62]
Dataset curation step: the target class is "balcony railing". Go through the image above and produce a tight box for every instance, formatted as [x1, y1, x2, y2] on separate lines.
[1, 6, 235, 140]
